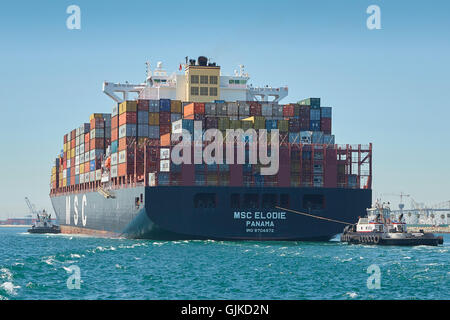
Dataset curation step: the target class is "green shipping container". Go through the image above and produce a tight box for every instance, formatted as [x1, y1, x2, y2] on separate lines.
[278, 120, 289, 132]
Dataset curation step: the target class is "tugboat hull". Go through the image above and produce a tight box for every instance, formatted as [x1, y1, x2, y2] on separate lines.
[341, 232, 444, 246]
[27, 227, 61, 234]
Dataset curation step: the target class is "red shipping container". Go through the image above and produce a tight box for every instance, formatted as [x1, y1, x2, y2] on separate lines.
[249, 103, 262, 116]
[85, 141, 90, 151]
[111, 127, 118, 141]
[320, 118, 332, 134]
[137, 99, 149, 111]
[71, 130, 76, 140]
[84, 162, 90, 173]
[70, 166, 75, 177]
[299, 105, 310, 118]
[84, 133, 90, 144]
[160, 124, 171, 135]
[71, 139, 75, 149]
[159, 112, 171, 125]
[64, 134, 68, 144]
[90, 138, 104, 150]
[118, 162, 144, 177]
[230, 164, 243, 186]
[283, 104, 295, 117]
[111, 115, 119, 129]
[119, 112, 137, 126]
[90, 117, 105, 129]
[184, 103, 205, 117]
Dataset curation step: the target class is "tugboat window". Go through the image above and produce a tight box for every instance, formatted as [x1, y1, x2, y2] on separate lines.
[302, 194, 325, 210]
[243, 194, 259, 208]
[262, 194, 277, 208]
[194, 193, 216, 209]
[230, 194, 240, 209]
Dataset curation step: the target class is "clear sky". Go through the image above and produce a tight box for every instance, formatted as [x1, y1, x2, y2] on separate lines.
[0, 0, 449, 218]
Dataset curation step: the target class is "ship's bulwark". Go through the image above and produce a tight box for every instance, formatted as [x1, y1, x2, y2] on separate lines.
[51, 186, 371, 241]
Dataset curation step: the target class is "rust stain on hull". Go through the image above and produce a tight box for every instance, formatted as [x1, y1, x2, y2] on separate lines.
[60, 225, 120, 238]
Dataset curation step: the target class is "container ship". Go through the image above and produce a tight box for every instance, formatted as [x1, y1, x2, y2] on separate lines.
[49, 56, 372, 240]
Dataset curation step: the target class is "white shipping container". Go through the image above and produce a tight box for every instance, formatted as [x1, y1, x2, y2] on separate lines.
[111, 152, 118, 165]
[63, 170, 67, 179]
[76, 127, 80, 137]
[75, 155, 80, 166]
[118, 150, 126, 164]
[91, 128, 105, 139]
[95, 169, 101, 181]
[110, 165, 118, 178]
[80, 143, 84, 154]
[112, 104, 119, 117]
[67, 158, 71, 168]
[76, 146, 80, 156]
[85, 152, 90, 162]
[160, 159, 170, 172]
[160, 148, 170, 160]
[84, 172, 89, 183]
[80, 153, 84, 164]
[300, 131, 313, 144]
[227, 102, 238, 116]
[75, 165, 80, 175]
[148, 172, 156, 186]
[80, 174, 85, 183]
[89, 171, 95, 182]
[76, 136, 80, 146]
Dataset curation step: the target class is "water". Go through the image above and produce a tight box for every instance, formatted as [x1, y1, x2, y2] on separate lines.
[0, 227, 448, 300]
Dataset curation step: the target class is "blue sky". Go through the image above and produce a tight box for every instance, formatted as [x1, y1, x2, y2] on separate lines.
[0, 0, 449, 217]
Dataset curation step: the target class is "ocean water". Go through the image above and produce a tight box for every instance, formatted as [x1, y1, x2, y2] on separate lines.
[0, 227, 448, 300]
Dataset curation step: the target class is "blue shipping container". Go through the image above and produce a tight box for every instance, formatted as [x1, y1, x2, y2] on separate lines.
[310, 120, 321, 131]
[159, 99, 171, 112]
[90, 160, 96, 172]
[289, 132, 300, 144]
[111, 140, 118, 153]
[321, 107, 332, 118]
[265, 120, 278, 130]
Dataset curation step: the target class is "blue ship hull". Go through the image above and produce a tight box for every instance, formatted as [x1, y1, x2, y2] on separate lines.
[50, 186, 371, 241]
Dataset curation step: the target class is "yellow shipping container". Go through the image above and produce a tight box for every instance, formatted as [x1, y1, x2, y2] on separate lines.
[149, 113, 159, 125]
[63, 144, 67, 152]
[51, 167, 56, 175]
[89, 113, 104, 121]
[71, 148, 75, 158]
[170, 100, 182, 113]
[119, 101, 137, 114]
[80, 164, 84, 174]
[63, 178, 67, 187]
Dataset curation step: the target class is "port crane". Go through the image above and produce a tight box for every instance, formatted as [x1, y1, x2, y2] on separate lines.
[25, 197, 38, 217]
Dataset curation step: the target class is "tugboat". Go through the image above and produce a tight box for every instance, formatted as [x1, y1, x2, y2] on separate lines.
[28, 210, 61, 234]
[341, 202, 443, 246]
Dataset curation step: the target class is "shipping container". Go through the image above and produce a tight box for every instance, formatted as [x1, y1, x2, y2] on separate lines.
[119, 101, 137, 114]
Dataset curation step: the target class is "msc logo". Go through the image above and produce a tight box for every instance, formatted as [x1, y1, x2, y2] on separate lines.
[65, 195, 87, 226]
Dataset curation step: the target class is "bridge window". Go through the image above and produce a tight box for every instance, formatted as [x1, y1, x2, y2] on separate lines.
[191, 75, 199, 84]
[209, 87, 218, 96]
[200, 87, 209, 96]
[302, 194, 325, 210]
[194, 193, 216, 209]
[210, 76, 218, 84]
[191, 87, 199, 96]
[200, 75, 208, 84]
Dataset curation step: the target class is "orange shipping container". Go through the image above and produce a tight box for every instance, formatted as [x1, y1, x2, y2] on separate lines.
[119, 112, 137, 126]
[118, 137, 127, 151]
[160, 133, 171, 146]
[183, 103, 205, 118]
[84, 133, 90, 144]
[111, 127, 118, 141]
[71, 139, 75, 149]
[84, 162, 90, 173]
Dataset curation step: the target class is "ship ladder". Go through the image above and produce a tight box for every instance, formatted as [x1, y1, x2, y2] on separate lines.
[97, 186, 115, 199]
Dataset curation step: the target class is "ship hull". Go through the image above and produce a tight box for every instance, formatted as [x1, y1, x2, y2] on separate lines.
[50, 186, 371, 241]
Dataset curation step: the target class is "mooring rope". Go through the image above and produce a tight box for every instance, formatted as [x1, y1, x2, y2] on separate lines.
[275, 206, 355, 225]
